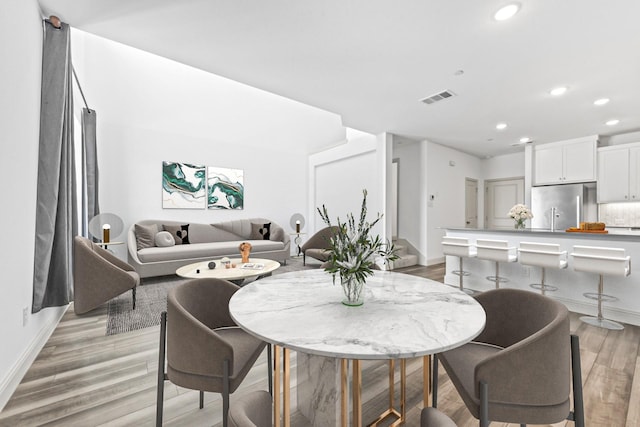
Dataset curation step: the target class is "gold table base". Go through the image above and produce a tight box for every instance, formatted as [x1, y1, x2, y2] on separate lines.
[272, 346, 432, 427]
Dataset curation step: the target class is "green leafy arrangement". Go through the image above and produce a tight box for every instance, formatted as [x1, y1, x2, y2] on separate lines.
[317, 189, 398, 284]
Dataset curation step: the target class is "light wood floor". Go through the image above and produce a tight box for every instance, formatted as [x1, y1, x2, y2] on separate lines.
[1, 263, 639, 426]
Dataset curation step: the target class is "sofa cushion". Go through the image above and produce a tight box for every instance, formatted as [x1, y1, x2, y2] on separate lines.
[137, 240, 285, 263]
[164, 224, 190, 245]
[155, 231, 176, 247]
[135, 223, 159, 250]
[251, 222, 271, 240]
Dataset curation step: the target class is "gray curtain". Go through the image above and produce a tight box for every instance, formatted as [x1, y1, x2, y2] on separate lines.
[81, 108, 99, 237]
[32, 20, 78, 312]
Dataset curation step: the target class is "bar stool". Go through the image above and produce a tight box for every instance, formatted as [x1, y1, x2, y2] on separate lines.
[518, 242, 568, 295]
[476, 239, 517, 289]
[442, 236, 477, 295]
[570, 245, 630, 330]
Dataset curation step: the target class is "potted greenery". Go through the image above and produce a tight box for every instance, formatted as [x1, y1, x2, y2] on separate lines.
[317, 189, 398, 306]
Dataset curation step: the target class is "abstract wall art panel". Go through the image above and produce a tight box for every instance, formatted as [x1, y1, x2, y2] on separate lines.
[162, 161, 206, 209]
[207, 166, 244, 210]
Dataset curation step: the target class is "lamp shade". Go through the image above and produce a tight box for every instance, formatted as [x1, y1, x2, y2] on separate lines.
[88, 213, 124, 240]
[289, 213, 305, 232]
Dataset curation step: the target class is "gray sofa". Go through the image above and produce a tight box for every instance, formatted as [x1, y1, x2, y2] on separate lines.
[128, 218, 290, 278]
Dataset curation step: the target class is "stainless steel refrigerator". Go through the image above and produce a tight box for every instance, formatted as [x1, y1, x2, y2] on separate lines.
[531, 183, 597, 231]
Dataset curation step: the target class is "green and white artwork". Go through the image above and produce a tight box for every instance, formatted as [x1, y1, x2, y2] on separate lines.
[207, 166, 244, 210]
[162, 161, 206, 209]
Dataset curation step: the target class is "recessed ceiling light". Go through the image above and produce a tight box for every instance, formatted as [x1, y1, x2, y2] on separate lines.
[594, 98, 610, 106]
[520, 137, 532, 143]
[496, 123, 508, 130]
[606, 119, 620, 126]
[550, 86, 568, 96]
[494, 3, 520, 21]
[454, 69, 464, 76]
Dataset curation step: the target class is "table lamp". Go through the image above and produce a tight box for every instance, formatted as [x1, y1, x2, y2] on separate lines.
[290, 213, 305, 234]
[102, 224, 110, 243]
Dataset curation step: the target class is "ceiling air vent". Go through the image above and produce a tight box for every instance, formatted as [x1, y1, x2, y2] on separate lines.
[420, 90, 456, 105]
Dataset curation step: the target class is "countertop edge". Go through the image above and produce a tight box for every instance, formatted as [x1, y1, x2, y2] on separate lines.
[443, 227, 640, 241]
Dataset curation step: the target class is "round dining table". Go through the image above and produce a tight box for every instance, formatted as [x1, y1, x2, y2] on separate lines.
[229, 269, 486, 427]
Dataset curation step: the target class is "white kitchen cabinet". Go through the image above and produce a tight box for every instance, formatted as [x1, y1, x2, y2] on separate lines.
[598, 143, 640, 202]
[533, 136, 597, 185]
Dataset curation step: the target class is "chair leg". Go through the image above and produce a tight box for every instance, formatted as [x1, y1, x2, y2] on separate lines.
[570, 335, 585, 427]
[267, 344, 273, 396]
[303, 253, 306, 266]
[132, 286, 137, 310]
[156, 312, 167, 427]
[479, 381, 489, 427]
[432, 354, 439, 408]
[223, 359, 230, 427]
[199, 391, 204, 409]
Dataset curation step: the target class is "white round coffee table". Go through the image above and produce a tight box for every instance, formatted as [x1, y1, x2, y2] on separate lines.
[175, 258, 280, 281]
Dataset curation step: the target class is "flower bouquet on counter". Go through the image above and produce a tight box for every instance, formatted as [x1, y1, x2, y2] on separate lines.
[508, 204, 533, 229]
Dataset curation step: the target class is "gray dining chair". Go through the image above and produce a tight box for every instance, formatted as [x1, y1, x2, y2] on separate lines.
[421, 407, 457, 427]
[73, 235, 138, 314]
[229, 390, 272, 427]
[433, 288, 584, 427]
[156, 278, 270, 427]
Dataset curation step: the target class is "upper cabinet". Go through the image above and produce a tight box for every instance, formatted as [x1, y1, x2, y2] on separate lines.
[533, 136, 597, 185]
[597, 143, 640, 203]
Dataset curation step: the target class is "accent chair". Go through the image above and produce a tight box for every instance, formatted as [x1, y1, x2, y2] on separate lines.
[300, 226, 339, 265]
[73, 235, 138, 314]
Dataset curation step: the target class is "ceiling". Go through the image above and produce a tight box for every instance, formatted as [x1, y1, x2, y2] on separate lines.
[37, 0, 640, 157]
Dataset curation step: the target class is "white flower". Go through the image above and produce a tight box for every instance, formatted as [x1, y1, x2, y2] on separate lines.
[508, 204, 533, 220]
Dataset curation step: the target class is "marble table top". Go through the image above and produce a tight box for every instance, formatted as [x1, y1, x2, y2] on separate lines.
[229, 269, 486, 359]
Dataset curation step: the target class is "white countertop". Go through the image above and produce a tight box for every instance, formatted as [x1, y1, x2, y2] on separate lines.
[229, 269, 486, 360]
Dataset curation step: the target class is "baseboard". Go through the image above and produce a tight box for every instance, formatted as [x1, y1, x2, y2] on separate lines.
[426, 256, 445, 266]
[554, 296, 640, 327]
[0, 305, 68, 411]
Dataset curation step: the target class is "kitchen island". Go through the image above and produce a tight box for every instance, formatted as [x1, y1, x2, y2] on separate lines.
[444, 227, 640, 326]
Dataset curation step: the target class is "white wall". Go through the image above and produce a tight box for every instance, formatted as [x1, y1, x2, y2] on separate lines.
[426, 142, 483, 264]
[308, 132, 385, 240]
[482, 152, 525, 180]
[0, 0, 68, 410]
[71, 30, 347, 259]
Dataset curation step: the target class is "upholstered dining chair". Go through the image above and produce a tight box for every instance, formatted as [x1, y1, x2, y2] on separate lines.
[421, 407, 457, 427]
[228, 390, 272, 427]
[156, 278, 269, 427]
[433, 288, 584, 427]
[73, 235, 139, 314]
[300, 226, 340, 265]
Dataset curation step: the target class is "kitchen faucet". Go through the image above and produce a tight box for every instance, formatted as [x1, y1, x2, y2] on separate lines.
[550, 207, 559, 232]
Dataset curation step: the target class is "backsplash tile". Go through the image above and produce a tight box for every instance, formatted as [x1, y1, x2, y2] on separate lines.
[599, 202, 640, 227]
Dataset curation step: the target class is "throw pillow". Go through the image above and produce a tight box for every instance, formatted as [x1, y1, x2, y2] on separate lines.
[163, 224, 190, 245]
[135, 223, 159, 250]
[250, 222, 271, 240]
[269, 224, 284, 242]
[155, 231, 176, 247]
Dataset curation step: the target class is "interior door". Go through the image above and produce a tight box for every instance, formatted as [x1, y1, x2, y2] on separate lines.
[485, 178, 525, 229]
[465, 178, 478, 228]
